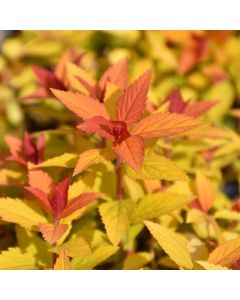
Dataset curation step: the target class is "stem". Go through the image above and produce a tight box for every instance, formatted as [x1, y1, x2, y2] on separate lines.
[115, 157, 123, 200]
[52, 218, 59, 267]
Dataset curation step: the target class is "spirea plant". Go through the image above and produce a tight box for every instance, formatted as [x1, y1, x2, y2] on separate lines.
[1, 30, 240, 270]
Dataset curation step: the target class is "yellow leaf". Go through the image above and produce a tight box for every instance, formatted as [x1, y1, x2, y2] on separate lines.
[132, 193, 193, 223]
[99, 200, 135, 246]
[123, 175, 145, 201]
[197, 260, 229, 270]
[103, 82, 122, 119]
[126, 154, 189, 181]
[54, 249, 72, 270]
[144, 221, 193, 269]
[71, 245, 118, 270]
[0, 247, 36, 270]
[60, 236, 91, 257]
[186, 209, 205, 224]
[208, 238, 240, 267]
[37, 153, 78, 168]
[0, 169, 23, 186]
[123, 252, 152, 270]
[0, 198, 47, 230]
[73, 148, 114, 176]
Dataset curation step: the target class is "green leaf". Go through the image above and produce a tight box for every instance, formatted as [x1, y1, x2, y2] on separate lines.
[144, 221, 193, 269]
[132, 193, 193, 223]
[126, 154, 189, 181]
[99, 199, 136, 246]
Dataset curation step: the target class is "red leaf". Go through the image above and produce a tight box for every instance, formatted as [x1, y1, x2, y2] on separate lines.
[4, 135, 22, 156]
[24, 186, 52, 214]
[184, 100, 218, 118]
[23, 132, 38, 164]
[62, 192, 101, 218]
[51, 89, 110, 120]
[77, 116, 115, 140]
[116, 69, 152, 125]
[166, 89, 188, 114]
[113, 135, 144, 171]
[32, 65, 65, 89]
[6, 155, 27, 167]
[36, 134, 45, 163]
[131, 112, 204, 139]
[39, 223, 68, 244]
[51, 175, 71, 218]
[98, 58, 129, 94]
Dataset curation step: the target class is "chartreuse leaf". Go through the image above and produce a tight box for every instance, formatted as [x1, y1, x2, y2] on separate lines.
[0, 198, 47, 230]
[126, 154, 189, 181]
[54, 249, 72, 270]
[57, 236, 91, 257]
[144, 221, 193, 269]
[99, 199, 136, 246]
[132, 193, 193, 223]
[123, 175, 145, 201]
[0, 247, 36, 270]
[71, 245, 119, 270]
[197, 260, 229, 270]
[207, 238, 240, 267]
[123, 252, 152, 270]
[37, 153, 78, 168]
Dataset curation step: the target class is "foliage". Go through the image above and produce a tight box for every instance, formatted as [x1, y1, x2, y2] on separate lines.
[0, 30, 240, 270]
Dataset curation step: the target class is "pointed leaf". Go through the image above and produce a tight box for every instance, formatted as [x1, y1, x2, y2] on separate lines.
[196, 172, 216, 212]
[28, 169, 54, 194]
[117, 69, 152, 125]
[0, 247, 36, 270]
[126, 154, 189, 181]
[60, 236, 91, 257]
[131, 112, 204, 139]
[39, 223, 68, 244]
[144, 221, 193, 269]
[62, 192, 101, 218]
[0, 198, 47, 230]
[197, 260, 229, 270]
[166, 89, 188, 113]
[99, 199, 135, 246]
[54, 249, 72, 270]
[37, 153, 78, 168]
[51, 176, 71, 217]
[208, 238, 240, 267]
[24, 186, 52, 214]
[51, 89, 110, 120]
[4, 135, 22, 156]
[113, 135, 144, 171]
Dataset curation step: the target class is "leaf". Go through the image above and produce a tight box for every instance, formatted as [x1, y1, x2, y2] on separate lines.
[144, 221, 193, 269]
[99, 200, 135, 246]
[24, 186, 52, 214]
[117, 69, 152, 125]
[39, 223, 68, 244]
[0, 247, 36, 270]
[4, 135, 22, 156]
[71, 245, 118, 270]
[73, 148, 113, 176]
[126, 154, 189, 181]
[28, 168, 54, 194]
[51, 176, 71, 218]
[207, 238, 240, 267]
[184, 100, 218, 118]
[60, 236, 91, 257]
[196, 172, 216, 212]
[197, 260, 229, 270]
[62, 192, 101, 218]
[54, 249, 72, 270]
[166, 89, 188, 114]
[51, 89, 110, 120]
[37, 153, 78, 168]
[123, 252, 152, 270]
[99, 58, 129, 92]
[131, 112, 204, 139]
[104, 82, 122, 119]
[0, 198, 47, 230]
[132, 193, 193, 223]
[113, 135, 144, 171]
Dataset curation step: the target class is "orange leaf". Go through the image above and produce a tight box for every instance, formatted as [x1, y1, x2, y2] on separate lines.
[196, 172, 216, 212]
[51, 89, 110, 120]
[39, 223, 68, 244]
[24, 186, 52, 214]
[113, 135, 144, 171]
[99, 58, 129, 92]
[208, 238, 240, 267]
[131, 112, 204, 139]
[5, 135, 22, 156]
[184, 100, 218, 118]
[62, 192, 101, 218]
[54, 249, 72, 270]
[28, 169, 54, 194]
[116, 70, 152, 125]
